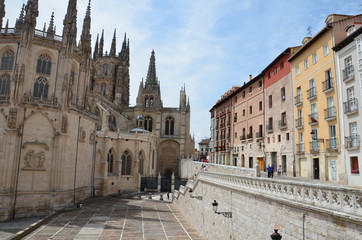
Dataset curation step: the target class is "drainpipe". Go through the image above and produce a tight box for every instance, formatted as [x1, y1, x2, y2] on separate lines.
[12, 108, 27, 219]
[73, 116, 81, 204]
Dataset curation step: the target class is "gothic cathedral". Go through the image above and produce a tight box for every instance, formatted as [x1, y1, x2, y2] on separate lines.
[0, 0, 194, 221]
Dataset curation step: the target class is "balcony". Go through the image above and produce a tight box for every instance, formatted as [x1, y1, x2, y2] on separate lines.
[322, 78, 334, 94]
[308, 113, 318, 125]
[324, 107, 336, 121]
[310, 140, 322, 153]
[307, 87, 317, 101]
[247, 133, 253, 139]
[240, 134, 246, 141]
[325, 138, 338, 152]
[295, 118, 303, 129]
[344, 98, 358, 115]
[278, 120, 287, 130]
[0, 95, 10, 103]
[345, 135, 360, 150]
[255, 131, 263, 139]
[266, 124, 273, 133]
[295, 94, 302, 106]
[343, 65, 354, 82]
[296, 143, 305, 155]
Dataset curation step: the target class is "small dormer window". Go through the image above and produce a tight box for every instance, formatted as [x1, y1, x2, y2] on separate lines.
[346, 25, 356, 36]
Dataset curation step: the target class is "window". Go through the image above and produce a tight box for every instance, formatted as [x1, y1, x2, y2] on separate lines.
[107, 149, 114, 173]
[36, 54, 52, 75]
[101, 83, 107, 96]
[102, 64, 109, 76]
[296, 66, 300, 76]
[242, 91, 245, 98]
[281, 112, 286, 125]
[308, 78, 316, 98]
[310, 102, 317, 121]
[234, 112, 237, 122]
[281, 87, 286, 101]
[347, 25, 356, 36]
[278, 135, 281, 142]
[350, 156, 359, 174]
[323, 44, 329, 56]
[268, 72, 271, 79]
[344, 56, 353, 79]
[0, 73, 10, 95]
[329, 125, 337, 149]
[304, 59, 309, 69]
[33, 77, 49, 98]
[259, 80, 262, 88]
[0, 50, 14, 71]
[286, 132, 290, 141]
[121, 150, 132, 175]
[249, 106, 252, 114]
[235, 132, 237, 138]
[273, 67, 277, 75]
[249, 87, 252, 93]
[144, 116, 153, 132]
[165, 116, 175, 135]
[268, 117, 273, 131]
[259, 101, 262, 111]
[268, 95, 273, 108]
[312, 52, 318, 64]
[242, 109, 245, 116]
[280, 61, 284, 69]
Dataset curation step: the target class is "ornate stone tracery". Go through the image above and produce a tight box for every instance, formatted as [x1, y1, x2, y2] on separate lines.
[7, 108, 17, 128]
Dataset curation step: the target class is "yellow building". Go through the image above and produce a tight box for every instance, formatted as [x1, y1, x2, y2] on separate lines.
[289, 14, 362, 183]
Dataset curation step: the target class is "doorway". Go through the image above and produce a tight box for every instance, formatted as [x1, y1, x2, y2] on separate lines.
[271, 152, 277, 168]
[313, 158, 320, 179]
[282, 155, 287, 174]
[249, 157, 253, 168]
[257, 157, 265, 171]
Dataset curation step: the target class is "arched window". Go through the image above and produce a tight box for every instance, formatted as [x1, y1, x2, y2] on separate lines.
[165, 116, 175, 135]
[121, 150, 132, 175]
[102, 64, 109, 76]
[33, 77, 49, 98]
[0, 50, 14, 71]
[70, 68, 75, 85]
[0, 73, 10, 95]
[101, 83, 107, 96]
[149, 96, 154, 106]
[107, 149, 114, 173]
[138, 151, 144, 175]
[144, 95, 149, 107]
[36, 54, 52, 75]
[144, 116, 153, 132]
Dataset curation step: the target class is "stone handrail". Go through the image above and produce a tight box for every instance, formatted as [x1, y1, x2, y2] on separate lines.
[197, 171, 362, 219]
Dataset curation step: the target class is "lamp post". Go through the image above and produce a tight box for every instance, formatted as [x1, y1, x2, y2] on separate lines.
[211, 200, 232, 218]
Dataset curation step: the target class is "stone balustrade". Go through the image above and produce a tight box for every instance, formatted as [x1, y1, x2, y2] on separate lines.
[197, 171, 362, 220]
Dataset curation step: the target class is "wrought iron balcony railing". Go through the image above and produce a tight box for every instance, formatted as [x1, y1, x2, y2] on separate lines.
[307, 87, 317, 100]
[345, 135, 360, 150]
[344, 98, 358, 115]
[343, 65, 354, 82]
[324, 107, 336, 121]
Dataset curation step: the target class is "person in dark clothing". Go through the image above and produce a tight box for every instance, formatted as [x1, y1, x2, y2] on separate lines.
[270, 165, 274, 178]
[267, 165, 271, 178]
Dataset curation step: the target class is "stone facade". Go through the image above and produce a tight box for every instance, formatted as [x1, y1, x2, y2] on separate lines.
[0, 0, 194, 221]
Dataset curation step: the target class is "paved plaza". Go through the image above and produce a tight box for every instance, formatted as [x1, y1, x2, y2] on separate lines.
[0, 196, 205, 240]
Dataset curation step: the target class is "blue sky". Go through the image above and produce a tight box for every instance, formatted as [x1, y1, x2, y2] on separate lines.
[6, 0, 362, 145]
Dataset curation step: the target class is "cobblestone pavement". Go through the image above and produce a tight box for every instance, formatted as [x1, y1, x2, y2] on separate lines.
[21, 197, 205, 240]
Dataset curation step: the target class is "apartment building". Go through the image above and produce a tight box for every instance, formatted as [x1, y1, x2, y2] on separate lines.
[263, 47, 300, 176]
[233, 75, 265, 169]
[333, 24, 362, 186]
[289, 14, 362, 183]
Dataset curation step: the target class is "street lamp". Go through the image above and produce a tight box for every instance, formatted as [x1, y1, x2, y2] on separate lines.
[211, 200, 232, 218]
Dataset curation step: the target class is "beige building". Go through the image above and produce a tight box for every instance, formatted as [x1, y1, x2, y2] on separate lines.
[0, 0, 194, 221]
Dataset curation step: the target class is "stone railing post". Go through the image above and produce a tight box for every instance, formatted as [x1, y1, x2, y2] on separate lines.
[157, 172, 161, 193]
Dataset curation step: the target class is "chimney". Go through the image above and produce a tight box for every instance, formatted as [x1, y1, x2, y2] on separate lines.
[249, 74, 252, 81]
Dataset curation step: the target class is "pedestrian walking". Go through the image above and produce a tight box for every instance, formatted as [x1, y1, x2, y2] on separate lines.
[267, 165, 271, 178]
[167, 192, 170, 200]
[277, 165, 282, 176]
[270, 165, 274, 178]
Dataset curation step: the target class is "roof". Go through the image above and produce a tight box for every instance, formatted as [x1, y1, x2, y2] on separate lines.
[333, 26, 362, 51]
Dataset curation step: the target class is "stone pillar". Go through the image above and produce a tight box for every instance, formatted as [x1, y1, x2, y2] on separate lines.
[157, 172, 161, 192]
[138, 173, 141, 192]
[171, 172, 175, 192]
[255, 161, 261, 177]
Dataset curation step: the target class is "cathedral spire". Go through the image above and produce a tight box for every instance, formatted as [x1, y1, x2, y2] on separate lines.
[145, 50, 158, 89]
[24, 0, 39, 30]
[79, 0, 91, 55]
[93, 33, 99, 59]
[47, 11, 55, 36]
[62, 0, 78, 53]
[15, 4, 25, 31]
[109, 29, 116, 57]
[99, 29, 104, 57]
[0, 0, 5, 29]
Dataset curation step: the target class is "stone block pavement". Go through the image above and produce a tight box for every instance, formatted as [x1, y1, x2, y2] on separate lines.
[0, 194, 206, 240]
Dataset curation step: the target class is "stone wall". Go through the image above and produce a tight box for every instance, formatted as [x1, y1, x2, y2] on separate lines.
[173, 171, 362, 240]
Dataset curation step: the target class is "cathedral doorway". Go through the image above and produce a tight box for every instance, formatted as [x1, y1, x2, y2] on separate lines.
[158, 140, 180, 177]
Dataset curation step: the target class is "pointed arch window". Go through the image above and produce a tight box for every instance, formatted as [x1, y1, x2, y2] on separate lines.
[101, 83, 107, 96]
[33, 77, 49, 98]
[0, 73, 10, 95]
[102, 64, 109, 76]
[121, 150, 132, 175]
[165, 116, 175, 135]
[0, 50, 14, 71]
[36, 54, 52, 75]
[107, 149, 114, 173]
[144, 116, 153, 132]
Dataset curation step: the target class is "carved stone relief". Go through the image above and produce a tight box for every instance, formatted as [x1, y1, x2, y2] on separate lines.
[61, 114, 68, 134]
[79, 127, 86, 141]
[23, 150, 45, 170]
[7, 108, 17, 129]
